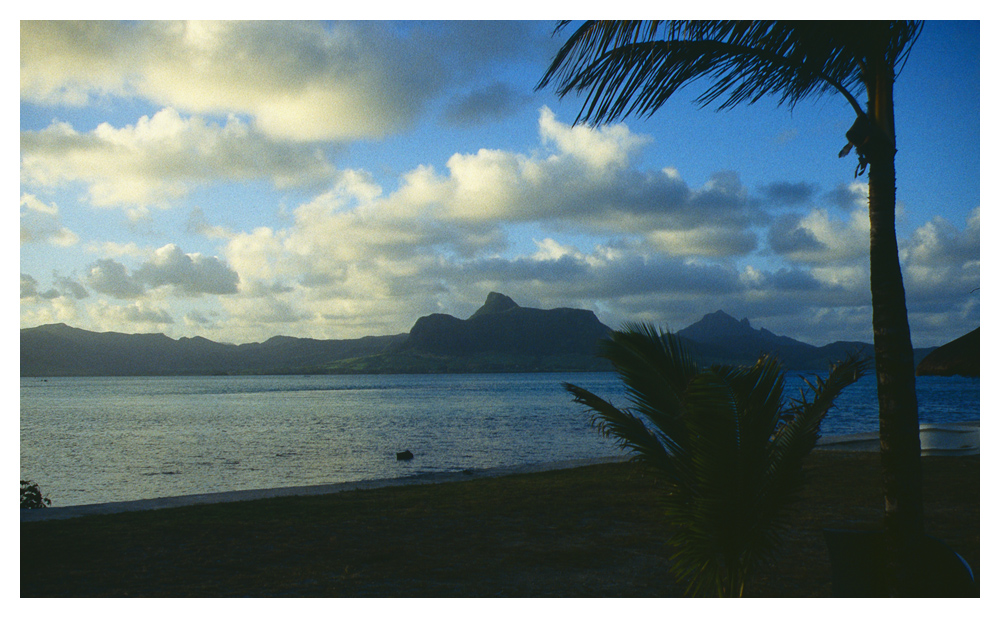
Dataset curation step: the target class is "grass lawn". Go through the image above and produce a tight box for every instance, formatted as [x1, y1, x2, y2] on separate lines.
[20, 451, 979, 597]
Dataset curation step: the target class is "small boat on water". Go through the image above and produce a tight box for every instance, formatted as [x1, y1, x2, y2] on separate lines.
[816, 422, 979, 456]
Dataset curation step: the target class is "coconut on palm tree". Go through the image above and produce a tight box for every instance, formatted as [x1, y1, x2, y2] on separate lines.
[538, 21, 924, 594]
[564, 323, 867, 596]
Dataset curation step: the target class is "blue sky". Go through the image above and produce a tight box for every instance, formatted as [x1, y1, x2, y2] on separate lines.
[18, 20, 980, 347]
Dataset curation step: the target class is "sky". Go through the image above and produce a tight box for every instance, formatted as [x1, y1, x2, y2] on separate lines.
[17, 19, 981, 348]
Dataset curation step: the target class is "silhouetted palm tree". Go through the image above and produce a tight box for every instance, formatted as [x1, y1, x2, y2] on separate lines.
[564, 324, 866, 596]
[538, 21, 924, 594]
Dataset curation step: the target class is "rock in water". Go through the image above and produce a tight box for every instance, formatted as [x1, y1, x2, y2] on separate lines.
[396, 450, 414, 461]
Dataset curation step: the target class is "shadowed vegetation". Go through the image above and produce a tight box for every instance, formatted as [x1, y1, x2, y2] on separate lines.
[564, 324, 866, 596]
[538, 20, 927, 593]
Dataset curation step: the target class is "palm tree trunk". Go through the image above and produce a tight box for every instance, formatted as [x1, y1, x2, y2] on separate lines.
[867, 59, 925, 596]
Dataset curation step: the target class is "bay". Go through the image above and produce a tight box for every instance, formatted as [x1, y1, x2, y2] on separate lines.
[20, 372, 979, 507]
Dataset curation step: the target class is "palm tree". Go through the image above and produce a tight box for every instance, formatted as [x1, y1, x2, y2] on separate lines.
[564, 324, 867, 596]
[538, 20, 924, 594]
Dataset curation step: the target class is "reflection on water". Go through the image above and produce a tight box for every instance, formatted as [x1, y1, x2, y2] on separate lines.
[20, 372, 978, 506]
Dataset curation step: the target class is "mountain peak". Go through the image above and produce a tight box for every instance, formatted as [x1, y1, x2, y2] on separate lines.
[706, 310, 742, 325]
[677, 310, 752, 342]
[471, 292, 520, 318]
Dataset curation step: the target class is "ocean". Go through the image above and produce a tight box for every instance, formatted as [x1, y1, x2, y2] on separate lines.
[20, 372, 979, 507]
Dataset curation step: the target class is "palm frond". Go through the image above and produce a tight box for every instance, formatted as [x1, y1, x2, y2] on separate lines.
[539, 20, 922, 126]
[566, 323, 867, 596]
[596, 323, 698, 451]
[774, 353, 870, 459]
[563, 382, 681, 479]
[759, 354, 871, 521]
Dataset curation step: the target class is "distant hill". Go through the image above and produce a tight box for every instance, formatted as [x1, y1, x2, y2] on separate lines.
[19, 323, 406, 377]
[676, 309, 935, 370]
[916, 328, 979, 377]
[403, 292, 610, 357]
[20, 294, 940, 376]
[326, 292, 614, 373]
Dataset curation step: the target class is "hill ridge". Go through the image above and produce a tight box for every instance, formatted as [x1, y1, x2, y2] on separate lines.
[20, 294, 941, 376]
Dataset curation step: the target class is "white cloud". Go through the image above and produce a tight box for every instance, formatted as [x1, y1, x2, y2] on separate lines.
[88, 300, 174, 327]
[84, 244, 239, 299]
[20, 193, 58, 216]
[386, 110, 756, 249]
[20, 108, 337, 210]
[647, 227, 757, 257]
[20, 273, 88, 301]
[20, 293, 81, 326]
[86, 259, 146, 299]
[21, 274, 48, 299]
[538, 106, 652, 171]
[21, 21, 542, 143]
[134, 244, 240, 296]
[201, 110, 820, 340]
[17, 22, 979, 350]
[900, 207, 980, 300]
[768, 207, 869, 264]
[20, 194, 79, 246]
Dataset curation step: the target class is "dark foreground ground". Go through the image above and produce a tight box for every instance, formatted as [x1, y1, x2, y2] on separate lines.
[21, 451, 979, 597]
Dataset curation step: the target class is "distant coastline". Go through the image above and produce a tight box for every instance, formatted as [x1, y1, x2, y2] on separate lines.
[21, 292, 946, 377]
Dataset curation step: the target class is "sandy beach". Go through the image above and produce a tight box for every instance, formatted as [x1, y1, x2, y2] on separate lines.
[21, 431, 979, 597]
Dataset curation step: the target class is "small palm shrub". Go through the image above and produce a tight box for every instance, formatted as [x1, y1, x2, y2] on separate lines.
[21, 480, 51, 509]
[565, 323, 866, 596]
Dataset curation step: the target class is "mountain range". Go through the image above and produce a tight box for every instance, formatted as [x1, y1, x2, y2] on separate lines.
[20, 292, 937, 376]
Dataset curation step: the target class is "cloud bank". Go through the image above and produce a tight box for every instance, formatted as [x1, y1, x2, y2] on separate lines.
[19, 20, 979, 350]
[25, 108, 976, 346]
[21, 21, 548, 142]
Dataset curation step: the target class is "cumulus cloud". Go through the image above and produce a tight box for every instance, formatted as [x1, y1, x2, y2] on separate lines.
[767, 207, 869, 264]
[21, 274, 51, 299]
[538, 106, 651, 171]
[900, 207, 980, 300]
[213, 108, 775, 336]
[21, 21, 545, 142]
[647, 227, 757, 257]
[20, 193, 58, 216]
[54, 274, 90, 299]
[20, 108, 337, 209]
[21, 273, 89, 301]
[193, 108, 845, 341]
[84, 244, 239, 298]
[121, 303, 174, 325]
[89, 300, 175, 326]
[86, 259, 146, 299]
[455, 250, 744, 300]
[902, 207, 979, 269]
[20, 194, 78, 246]
[134, 244, 240, 295]
[381, 110, 757, 251]
[20, 292, 81, 327]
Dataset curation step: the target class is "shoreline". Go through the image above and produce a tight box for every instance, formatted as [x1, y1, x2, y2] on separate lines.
[20, 456, 631, 522]
[22, 421, 979, 523]
[20, 449, 980, 597]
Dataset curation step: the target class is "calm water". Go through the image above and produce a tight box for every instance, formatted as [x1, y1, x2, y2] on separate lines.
[20, 372, 979, 507]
